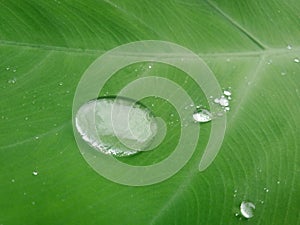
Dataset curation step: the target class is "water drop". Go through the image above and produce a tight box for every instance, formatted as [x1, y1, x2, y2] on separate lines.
[287, 45, 292, 50]
[281, 71, 286, 76]
[214, 98, 220, 104]
[240, 201, 255, 219]
[6, 67, 10, 70]
[32, 171, 38, 176]
[75, 97, 159, 157]
[223, 90, 231, 96]
[13, 69, 17, 73]
[294, 58, 300, 63]
[8, 78, 17, 84]
[59, 82, 63, 86]
[148, 65, 152, 69]
[193, 109, 212, 123]
[219, 96, 229, 107]
[11, 179, 15, 183]
[277, 180, 280, 184]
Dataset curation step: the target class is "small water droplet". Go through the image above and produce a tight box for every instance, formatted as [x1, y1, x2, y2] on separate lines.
[223, 90, 231, 96]
[35, 136, 39, 140]
[294, 58, 300, 63]
[8, 78, 17, 84]
[224, 107, 230, 111]
[25, 117, 29, 121]
[32, 201, 36, 205]
[287, 45, 292, 50]
[214, 98, 220, 104]
[263, 187, 269, 192]
[240, 201, 255, 219]
[6, 67, 10, 70]
[59, 82, 63, 86]
[148, 65, 152, 69]
[277, 180, 280, 184]
[13, 69, 17, 73]
[32, 171, 38, 176]
[267, 59, 273, 65]
[260, 200, 264, 204]
[75, 97, 159, 157]
[193, 109, 212, 123]
[281, 71, 287, 76]
[11, 179, 15, 183]
[219, 96, 229, 107]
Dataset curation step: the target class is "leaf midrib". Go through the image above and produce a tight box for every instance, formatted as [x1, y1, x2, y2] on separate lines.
[1, 39, 299, 57]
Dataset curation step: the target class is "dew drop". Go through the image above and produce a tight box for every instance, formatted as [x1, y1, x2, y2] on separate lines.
[223, 90, 231, 96]
[8, 78, 17, 84]
[294, 58, 300, 63]
[75, 97, 159, 157]
[277, 180, 280, 184]
[240, 201, 255, 219]
[219, 96, 229, 107]
[32, 171, 38, 176]
[214, 98, 220, 104]
[287, 45, 292, 50]
[59, 82, 63, 86]
[281, 71, 287, 76]
[193, 109, 212, 123]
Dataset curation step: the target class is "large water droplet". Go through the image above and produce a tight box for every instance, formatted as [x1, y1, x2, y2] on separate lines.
[240, 201, 255, 219]
[75, 97, 159, 157]
[193, 109, 212, 123]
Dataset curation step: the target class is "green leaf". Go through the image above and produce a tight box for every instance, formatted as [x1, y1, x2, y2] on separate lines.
[0, 0, 299, 225]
